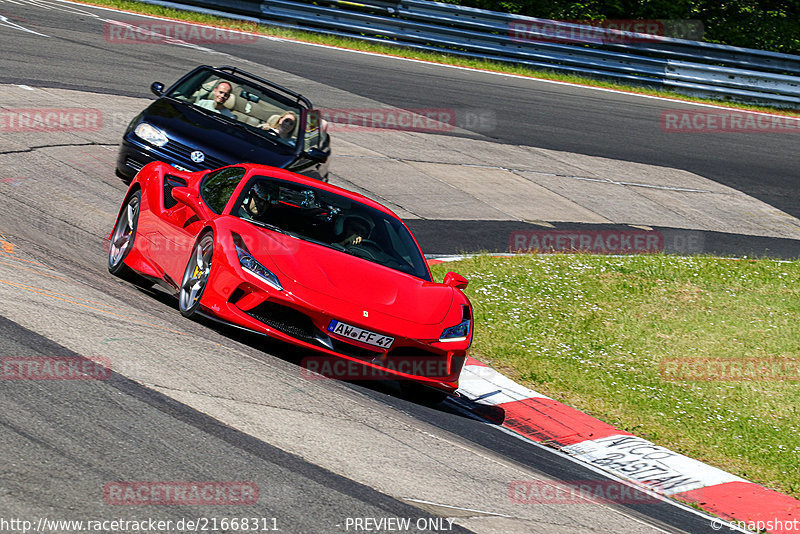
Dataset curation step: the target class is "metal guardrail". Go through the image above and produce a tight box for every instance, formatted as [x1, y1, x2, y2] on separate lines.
[135, 0, 800, 107]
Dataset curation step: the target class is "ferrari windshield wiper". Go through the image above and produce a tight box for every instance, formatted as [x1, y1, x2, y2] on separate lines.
[303, 236, 335, 249]
[247, 220, 337, 248]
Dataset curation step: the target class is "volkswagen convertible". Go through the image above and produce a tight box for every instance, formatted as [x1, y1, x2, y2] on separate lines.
[116, 65, 330, 182]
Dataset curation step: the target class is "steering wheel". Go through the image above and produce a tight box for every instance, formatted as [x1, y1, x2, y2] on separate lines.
[356, 239, 381, 249]
[345, 239, 381, 260]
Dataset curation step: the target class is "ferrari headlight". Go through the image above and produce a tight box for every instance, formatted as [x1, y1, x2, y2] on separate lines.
[134, 122, 168, 147]
[233, 238, 282, 291]
[439, 319, 471, 343]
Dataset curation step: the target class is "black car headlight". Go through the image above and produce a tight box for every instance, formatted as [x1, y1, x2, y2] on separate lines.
[134, 122, 168, 147]
[233, 235, 282, 291]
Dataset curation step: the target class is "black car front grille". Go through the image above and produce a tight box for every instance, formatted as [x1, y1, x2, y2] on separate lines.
[162, 139, 227, 170]
[125, 156, 146, 172]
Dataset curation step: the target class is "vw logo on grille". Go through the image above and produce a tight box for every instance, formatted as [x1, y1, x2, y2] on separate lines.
[190, 150, 205, 163]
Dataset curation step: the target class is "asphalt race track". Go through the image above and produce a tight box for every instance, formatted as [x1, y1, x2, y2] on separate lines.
[0, 0, 794, 532]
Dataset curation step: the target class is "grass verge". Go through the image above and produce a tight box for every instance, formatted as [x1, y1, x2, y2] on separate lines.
[77, 0, 800, 117]
[430, 254, 800, 498]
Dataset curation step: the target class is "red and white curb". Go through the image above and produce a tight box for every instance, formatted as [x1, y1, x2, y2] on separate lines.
[456, 357, 800, 531]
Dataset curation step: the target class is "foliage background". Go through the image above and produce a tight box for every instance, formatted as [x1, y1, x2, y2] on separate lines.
[438, 0, 800, 55]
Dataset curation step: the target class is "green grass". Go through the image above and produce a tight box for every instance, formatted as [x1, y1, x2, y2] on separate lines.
[78, 0, 800, 117]
[430, 254, 800, 498]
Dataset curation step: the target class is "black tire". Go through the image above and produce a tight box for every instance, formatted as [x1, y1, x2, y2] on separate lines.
[108, 191, 141, 280]
[178, 232, 214, 318]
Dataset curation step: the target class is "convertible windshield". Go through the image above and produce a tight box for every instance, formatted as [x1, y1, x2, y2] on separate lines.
[167, 69, 303, 147]
[235, 176, 431, 280]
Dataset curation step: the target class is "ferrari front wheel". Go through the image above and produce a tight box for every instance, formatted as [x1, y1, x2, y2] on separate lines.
[179, 231, 214, 318]
[108, 191, 141, 279]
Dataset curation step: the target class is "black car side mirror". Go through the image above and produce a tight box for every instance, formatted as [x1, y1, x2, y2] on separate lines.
[305, 147, 328, 163]
[151, 82, 165, 97]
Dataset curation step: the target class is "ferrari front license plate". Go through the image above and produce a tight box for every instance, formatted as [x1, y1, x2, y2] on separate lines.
[328, 320, 394, 349]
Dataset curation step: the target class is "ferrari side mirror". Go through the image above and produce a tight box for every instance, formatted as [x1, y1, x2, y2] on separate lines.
[443, 271, 468, 290]
[171, 186, 205, 216]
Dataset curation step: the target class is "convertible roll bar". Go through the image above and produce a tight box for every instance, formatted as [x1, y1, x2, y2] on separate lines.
[216, 65, 313, 109]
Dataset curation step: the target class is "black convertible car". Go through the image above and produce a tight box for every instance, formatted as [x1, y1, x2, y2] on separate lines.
[116, 65, 330, 181]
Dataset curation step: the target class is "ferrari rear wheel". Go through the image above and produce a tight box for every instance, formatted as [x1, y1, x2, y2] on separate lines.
[108, 191, 141, 279]
[179, 231, 214, 318]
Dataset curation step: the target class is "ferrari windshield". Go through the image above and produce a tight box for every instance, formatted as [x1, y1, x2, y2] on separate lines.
[235, 176, 431, 280]
[166, 68, 303, 147]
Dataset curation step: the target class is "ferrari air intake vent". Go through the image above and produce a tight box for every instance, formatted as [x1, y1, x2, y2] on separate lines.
[245, 302, 391, 360]
[245, 302, 317, 343]
[329, 339, 383, 360]
[164, 174, 188, 209]
[387, 347, 442, 359]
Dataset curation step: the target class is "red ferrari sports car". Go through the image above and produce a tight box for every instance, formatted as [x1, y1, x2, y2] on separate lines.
[108, 162, 472, 400]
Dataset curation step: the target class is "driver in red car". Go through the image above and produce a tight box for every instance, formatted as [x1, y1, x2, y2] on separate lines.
[240, 182, 272, 220]
[337, 215, 371, 247]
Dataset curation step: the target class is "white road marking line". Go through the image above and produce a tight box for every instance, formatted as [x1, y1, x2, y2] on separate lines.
[401, 498, 512, 518]
[0, 14, 48, 35]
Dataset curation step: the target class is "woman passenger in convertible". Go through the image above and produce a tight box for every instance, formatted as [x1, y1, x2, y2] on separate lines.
[259, 112, 297, 140]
